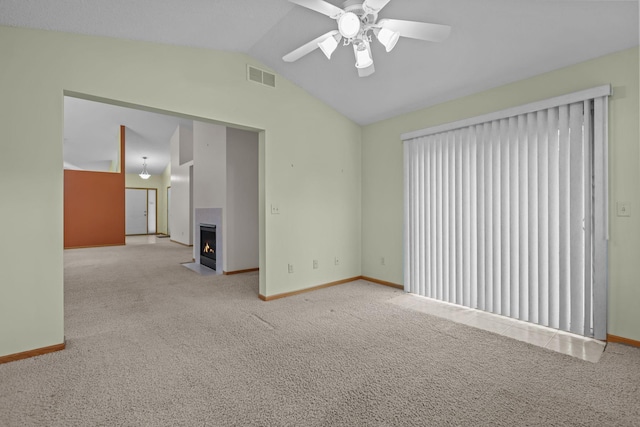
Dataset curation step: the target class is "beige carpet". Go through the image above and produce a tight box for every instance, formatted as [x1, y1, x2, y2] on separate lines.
[1, 239, 639, 426]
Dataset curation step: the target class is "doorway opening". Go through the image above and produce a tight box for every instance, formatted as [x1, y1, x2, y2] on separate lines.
[63, 91, 264, 279]
[126, 187, 157, 235]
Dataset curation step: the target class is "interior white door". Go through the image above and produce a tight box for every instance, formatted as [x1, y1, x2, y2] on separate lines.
[126, 188, 147, 235]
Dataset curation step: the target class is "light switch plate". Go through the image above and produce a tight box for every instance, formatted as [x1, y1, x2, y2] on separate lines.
[617, 201, 631, 217]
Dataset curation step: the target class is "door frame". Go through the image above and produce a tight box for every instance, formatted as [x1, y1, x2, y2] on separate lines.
[125, 187, 158, 235]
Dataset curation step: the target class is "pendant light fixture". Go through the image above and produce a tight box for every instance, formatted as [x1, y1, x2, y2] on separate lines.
[139, 157, 150, 180]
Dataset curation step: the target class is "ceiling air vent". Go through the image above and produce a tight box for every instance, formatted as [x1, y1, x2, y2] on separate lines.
[247, 65, 276, 88]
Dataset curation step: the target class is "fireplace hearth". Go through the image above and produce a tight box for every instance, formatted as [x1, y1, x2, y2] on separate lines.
[199, 224, 216, 270]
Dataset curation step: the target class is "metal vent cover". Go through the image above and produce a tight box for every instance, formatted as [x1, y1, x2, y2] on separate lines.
[247, 65, 276, 88]
[262, 71, 276, 88]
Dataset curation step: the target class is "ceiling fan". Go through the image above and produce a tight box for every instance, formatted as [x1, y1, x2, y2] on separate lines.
[283, 0, 452, 77]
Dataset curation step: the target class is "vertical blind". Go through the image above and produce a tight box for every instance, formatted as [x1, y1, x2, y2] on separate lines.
[403, 88, 609, 339]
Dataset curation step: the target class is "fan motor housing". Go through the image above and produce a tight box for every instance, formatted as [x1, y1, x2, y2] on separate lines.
[342, 1, 377, 25]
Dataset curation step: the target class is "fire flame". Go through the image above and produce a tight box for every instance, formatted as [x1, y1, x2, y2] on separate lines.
[203, 242, 214, 254]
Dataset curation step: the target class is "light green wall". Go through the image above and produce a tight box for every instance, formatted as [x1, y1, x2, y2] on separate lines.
[125, 173, 164, 188]
[125, 174, 166, 234]
[1, 24, 635, 359]
[362, 47, 640, 341]
[0, 25, 361, 358]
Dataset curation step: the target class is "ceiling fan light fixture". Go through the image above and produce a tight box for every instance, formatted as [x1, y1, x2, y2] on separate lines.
[139, 156, 150, 180]
[338, 12, 361, 38]
[284, 0, 452, 78]
[318, 34, 341, 59]
[376, 27, 400, 52]
[354, 41, 373, 69]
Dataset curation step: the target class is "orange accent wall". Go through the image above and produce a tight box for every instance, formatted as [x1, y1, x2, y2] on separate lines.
[63, 126, 126, 249]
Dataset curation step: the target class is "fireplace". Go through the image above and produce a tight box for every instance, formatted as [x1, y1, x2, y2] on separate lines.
[199, 224, 216, 270]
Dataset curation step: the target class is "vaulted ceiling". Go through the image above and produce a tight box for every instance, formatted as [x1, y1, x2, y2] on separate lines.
[63, 97, 192, 175]
[3, 0, 637, 125]
[2, 0, 637, 172]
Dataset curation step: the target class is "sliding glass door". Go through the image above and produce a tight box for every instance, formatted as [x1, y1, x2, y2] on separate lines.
[403, 87, 609, 339]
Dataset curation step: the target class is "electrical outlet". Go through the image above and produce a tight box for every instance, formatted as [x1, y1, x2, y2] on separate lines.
[617, 201, 631, 217]
[381, 257, 385, 266]
[288, 263, 294, 273]
[313, 260, 318, 269]
[334, 257, 340, 266]
[271, 204, 280, 215]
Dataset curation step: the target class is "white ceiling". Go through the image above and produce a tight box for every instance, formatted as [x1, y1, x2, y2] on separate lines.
[3, 0, 638, 172]
[253, 0, 638, 124]
[64, 97, 192, 175]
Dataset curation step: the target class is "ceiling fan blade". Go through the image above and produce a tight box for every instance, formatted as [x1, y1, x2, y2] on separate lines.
[357, 63, 375, 78]
[289, 0, 344, 19]
[363, 0, 392, 13]
[378, 19, 451, 42]
[283, 30, 340, 62]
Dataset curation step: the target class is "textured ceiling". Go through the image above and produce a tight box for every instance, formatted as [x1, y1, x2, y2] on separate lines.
[1, 0, 637, 125]
[251, 0, 639, 124]
[0, 0, 297, 52]
[3, 0, 638, 172]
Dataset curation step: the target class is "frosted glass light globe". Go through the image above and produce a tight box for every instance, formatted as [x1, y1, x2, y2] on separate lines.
[338, 12, 361, 38]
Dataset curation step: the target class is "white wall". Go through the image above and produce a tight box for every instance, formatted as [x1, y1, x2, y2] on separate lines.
[179, 125, 194, 165]
[226, 128, 259, 272]
[170, 125, 194, 246]
[191, 123, 259, 272]
[192, 121, 227, 263]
